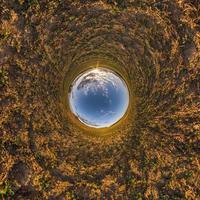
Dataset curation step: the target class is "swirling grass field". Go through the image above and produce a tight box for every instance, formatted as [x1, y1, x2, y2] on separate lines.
[0, 0, 199, 199]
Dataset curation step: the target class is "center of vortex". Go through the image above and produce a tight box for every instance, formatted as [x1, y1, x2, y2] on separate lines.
[69, 67, 129, 128]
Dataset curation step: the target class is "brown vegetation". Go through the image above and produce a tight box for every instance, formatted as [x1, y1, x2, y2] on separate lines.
[0, 0, 199, 199]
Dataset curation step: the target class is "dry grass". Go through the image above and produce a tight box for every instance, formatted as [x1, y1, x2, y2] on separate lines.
[0, 0, 199, 199]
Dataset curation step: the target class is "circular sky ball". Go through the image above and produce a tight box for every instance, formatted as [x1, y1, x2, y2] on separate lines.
[69, 68, 129, 128]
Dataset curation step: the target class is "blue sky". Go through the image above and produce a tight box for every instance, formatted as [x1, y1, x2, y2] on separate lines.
[69, 68, 129, 128]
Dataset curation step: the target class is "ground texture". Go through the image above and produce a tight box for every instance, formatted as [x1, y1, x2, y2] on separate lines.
[0, 0, 200, 199]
